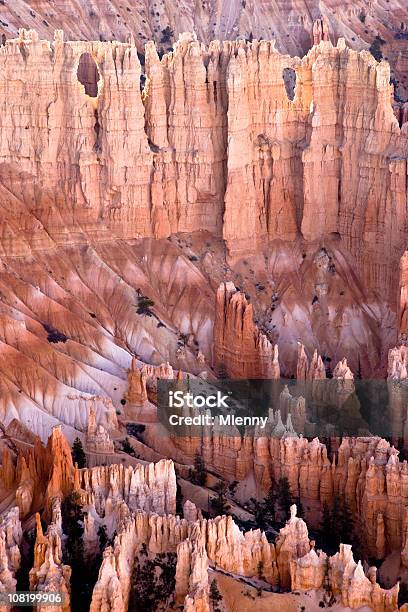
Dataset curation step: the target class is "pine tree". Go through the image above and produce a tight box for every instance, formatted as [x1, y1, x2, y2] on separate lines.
[97, 525, 108, 551]
[217, 362, 228, 379]
[62, 492, 99, 610]
[176, 480, 183, 516]
[265, 481, 278, 522]
[319, 502, 335, 549]
[71, 437, 86, 468]
[276, 477, 294, 517]
[210, 481, 230, 516]
[357, 355, 362, 380]
[257, 560, 266, 581]
[295, 496, 305, 519]
[319, 497, 354, 553]
[189, 452, 206, 486]
[209, 579, 223, 612]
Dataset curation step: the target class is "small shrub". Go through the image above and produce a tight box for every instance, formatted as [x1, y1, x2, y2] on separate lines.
[160, 26, 174, 44]
[43, 324, 68, 343]
[136, 295, 155, 316]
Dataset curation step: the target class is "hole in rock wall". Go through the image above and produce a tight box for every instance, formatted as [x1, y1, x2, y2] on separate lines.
[77, 53, 100, 97]
[282, 67, 296, 101]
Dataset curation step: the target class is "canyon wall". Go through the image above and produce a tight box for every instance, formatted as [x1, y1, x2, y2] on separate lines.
[213, 282, 280, 378]
[0, 2, 406, 108]
[0, 30, 406, 305]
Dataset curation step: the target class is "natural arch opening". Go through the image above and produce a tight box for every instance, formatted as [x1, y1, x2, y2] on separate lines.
[283, 67, 296, 101]
[77, 53, 100, 97]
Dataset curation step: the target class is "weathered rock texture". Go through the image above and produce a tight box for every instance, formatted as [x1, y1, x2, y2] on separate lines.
[214, 282, 280, 378]
[88, 501, 397, 612]
[29, 503, 71, 612]
[0, 0, 407, 101]
[0, 29, 402, 438]
[0, 31, 405, 299]
[85, 403, 114, 455]
[162, 425, 408, 564]
[77, 459, 177, 517]
[400, 251, 408, 340]
[0, 425, 403, 611]
[0, 507, 22, 603]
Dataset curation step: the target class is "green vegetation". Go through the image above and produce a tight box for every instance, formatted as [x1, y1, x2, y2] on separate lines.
[121, 437, 137, 457]
[62, 492, 99, 610]
[129, 552, 177, 611]
[210, 481, 231, 516]
[126, 423, 146, 440]
[71, 437, 86, 468]
[369, 36, 385, 62]
[318, 495, 354, 553]
[135, 292, 155, 317]
[249, 477, 303, 530]
[189, 452, 207, 486]
[43, 323, 68, 343]
[160, 26, 174, 44]
[209, 579, 223, 612]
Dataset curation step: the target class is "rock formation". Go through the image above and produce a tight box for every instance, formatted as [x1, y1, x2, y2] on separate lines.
[77, 459, 177, 517]
[126, 358, 148, 406]
[400, 251, 408, 341]
[0, 0, 406, 103]
[29, 504, 71, 612]
[276, 505, 311, 588]
[0, 506, 22, 602]
[44, 427, 75, 511]
[0, 21, 405, 612]
[87, 500, 396, 611]
[0, 423, 404, 610]
[85, 403, 114, 455]
[214, 282, 280, 378]
[313, 18, 331, 45]
[329, 544, 398, 611]
[0, 30, 403, 303]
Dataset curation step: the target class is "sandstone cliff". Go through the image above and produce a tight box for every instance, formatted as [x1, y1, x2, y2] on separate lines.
[0, 0, 406, 104]
[0, 30, 405, 303]
[214, 282, 280, 378]
[0, 30, 401, 439]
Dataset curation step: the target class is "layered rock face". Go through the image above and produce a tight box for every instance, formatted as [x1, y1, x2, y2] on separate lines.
[400, 251, 408, 340]
[162, 409, 408, 563]
[0, 30, 405, 302]
[223, 37, 408, 305]
[77, 459, 177, 517]
[0, 29, 401, 436]
[214, 282, 280, 378]
[0, 1, 406, 104]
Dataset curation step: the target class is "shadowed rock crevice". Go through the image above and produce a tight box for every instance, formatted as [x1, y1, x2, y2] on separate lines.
[77, 52, 100, 97]
[283, 67, 296, 101]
